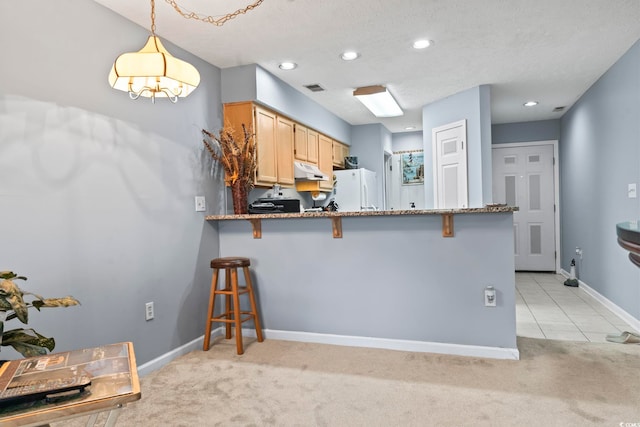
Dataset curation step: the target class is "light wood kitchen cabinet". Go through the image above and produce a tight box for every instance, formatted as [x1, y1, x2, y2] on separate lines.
[332, 141, 350, 168]
[254, 106, 278, 186]
[223, 102, 294, 188]
[294, 124, 319, 165]
[276, 116, 295, 186]
[296, 132, 334, 193]
[293, 123, 308, 161]
[318, 134, 334, 191]
[307, 129, 319, 164]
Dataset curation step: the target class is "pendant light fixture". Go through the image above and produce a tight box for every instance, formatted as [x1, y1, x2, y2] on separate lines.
[108, 0, 200, 103]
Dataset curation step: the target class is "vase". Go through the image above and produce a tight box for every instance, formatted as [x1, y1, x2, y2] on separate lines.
[230, 182, 249, 214]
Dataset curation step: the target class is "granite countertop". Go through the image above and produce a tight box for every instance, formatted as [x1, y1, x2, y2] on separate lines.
[205, 206, 518, 220]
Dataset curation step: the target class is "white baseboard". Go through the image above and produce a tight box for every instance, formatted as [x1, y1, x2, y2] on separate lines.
[137, 327, 519, 376]
[137, 327, 226, 377]
[560, 269, 640, 332]
[257, 329, 520, 360]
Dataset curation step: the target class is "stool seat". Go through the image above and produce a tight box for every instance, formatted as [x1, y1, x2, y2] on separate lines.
[211, 257, 250, 269]
[203, 256, 263, 355]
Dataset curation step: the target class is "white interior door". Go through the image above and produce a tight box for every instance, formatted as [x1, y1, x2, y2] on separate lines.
[492, 144, 556, 271]
[432, 120, 468, 208]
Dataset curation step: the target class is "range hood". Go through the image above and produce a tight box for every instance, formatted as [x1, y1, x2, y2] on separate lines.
[294, 161, 328, 181]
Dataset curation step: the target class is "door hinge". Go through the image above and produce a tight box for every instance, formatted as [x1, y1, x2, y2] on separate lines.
[554, 251, 557, 259]
[554, 204, 556, 212]
[461, 140, 464, 150]
[553, 157, 556, 165]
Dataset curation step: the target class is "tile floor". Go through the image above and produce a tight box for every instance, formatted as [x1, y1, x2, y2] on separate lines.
[516, 272, 639, 343]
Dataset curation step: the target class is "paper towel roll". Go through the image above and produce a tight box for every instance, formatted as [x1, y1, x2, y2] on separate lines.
[311, 192, 327, 202]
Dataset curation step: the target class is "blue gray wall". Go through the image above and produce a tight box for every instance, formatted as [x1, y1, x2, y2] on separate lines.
[221, 65, 352, 144]
[392, 131, 423, 152]
[422, 85, 493, 208]
[560, 40, 640, 319]
[0, 0, 224, 363]
[492, 119, 561, 144]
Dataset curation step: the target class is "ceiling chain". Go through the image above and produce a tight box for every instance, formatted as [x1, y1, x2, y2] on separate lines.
[150, 0, 157, 35]
[164, 0, 264, 26]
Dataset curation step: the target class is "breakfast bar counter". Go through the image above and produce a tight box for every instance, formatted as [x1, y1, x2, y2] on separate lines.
[206, 206, 517, 239]
[206, 206, 520, 359]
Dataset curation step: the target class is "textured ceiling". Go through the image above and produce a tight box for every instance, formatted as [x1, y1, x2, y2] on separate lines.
[94, 0, 640, 133]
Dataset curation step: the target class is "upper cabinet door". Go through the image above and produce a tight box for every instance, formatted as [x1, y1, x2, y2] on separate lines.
[254, 106, 278, 186]
[332, 141, 349, 168]
[318, 134, 333, 191]
[276, 116, 295, 186]
[307, 129, 319, 165]
[294, 123, 308, 161]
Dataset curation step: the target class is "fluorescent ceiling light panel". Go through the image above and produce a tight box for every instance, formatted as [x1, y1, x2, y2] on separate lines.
[353, 85, 403, 117]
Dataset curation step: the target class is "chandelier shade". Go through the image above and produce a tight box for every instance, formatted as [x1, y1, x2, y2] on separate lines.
[109, 36, 200, 102]
[108, 0, 262, 103]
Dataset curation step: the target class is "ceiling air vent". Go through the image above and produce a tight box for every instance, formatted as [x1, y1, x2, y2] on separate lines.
[304, 84, 325, 92]
[552, 106, 566, 113]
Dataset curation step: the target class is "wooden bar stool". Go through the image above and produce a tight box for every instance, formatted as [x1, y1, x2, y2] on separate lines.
[203, 257, 264, 354]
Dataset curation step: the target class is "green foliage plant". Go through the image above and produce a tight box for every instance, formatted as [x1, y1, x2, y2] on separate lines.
[0, 271, 80, 358]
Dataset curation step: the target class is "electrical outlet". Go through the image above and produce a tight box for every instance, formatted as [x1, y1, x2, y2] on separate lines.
[195, 196, 206, 212]
[484, 286, 497, 307]
[145, 302, 154, 321]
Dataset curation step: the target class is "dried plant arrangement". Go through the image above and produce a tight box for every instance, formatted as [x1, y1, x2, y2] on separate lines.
[202, 124, 256, 213]
[0, 271, 80, 358]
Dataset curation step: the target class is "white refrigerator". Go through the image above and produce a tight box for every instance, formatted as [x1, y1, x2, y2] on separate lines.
[333, 168, 378, 212]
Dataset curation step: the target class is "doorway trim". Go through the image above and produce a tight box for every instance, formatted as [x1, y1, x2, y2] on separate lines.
[492, 140, 560, 273]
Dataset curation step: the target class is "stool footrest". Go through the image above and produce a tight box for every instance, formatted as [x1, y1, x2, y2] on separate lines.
[213, 288, 250, 295]
[211, 313, 256, 324]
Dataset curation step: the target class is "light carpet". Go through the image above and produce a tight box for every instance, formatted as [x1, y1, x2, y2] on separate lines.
[53, 336, 640, 426]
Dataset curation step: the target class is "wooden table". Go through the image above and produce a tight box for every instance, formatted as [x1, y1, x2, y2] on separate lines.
[0, 342, 141, 427]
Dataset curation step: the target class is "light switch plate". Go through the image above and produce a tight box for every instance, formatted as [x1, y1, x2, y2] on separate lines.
[195, 196, 206, 211]
[628, 183, 637, 199]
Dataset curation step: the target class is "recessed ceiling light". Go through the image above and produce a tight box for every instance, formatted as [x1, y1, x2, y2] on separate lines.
[340, 51, 360, 61]
[279, 62, 297, 70]
[412, 39, 432, 49]
[405, 126, 416, 130]
[523, 101, 539, 107]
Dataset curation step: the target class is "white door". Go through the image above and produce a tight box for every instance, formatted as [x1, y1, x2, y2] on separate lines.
[492, 144, 556, 271]
[432, 120, 468, 208]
